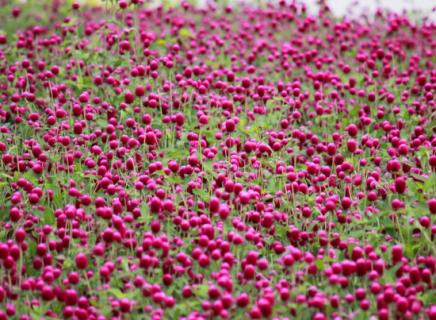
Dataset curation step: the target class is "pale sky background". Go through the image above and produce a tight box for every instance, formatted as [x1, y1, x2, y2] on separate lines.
[74, 0, 435, 19]
[303, 0, 435, 17]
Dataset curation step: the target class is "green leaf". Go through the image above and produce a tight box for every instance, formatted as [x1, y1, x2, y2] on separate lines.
[193, 284, 209, 298]
[165, 174, 183, 184]
[315, 259, 325, 271]
[108, 288, 127, 299]
[30, 305, 47, 318]
[202, 160, 213, 174]
[179, 27, 193, 38]
[424, 173, 436, 193]
[193, 188, 210, 202]
[137, 203, 152, 223]
[416, 291, 436, 305]
[0, 172, 13, 180]
[43, 208, 55, 225]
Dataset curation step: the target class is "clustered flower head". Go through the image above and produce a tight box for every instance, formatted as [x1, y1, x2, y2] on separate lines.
[0, 0, 434, 319]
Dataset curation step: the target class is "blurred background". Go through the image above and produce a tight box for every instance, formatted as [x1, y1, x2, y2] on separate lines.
[10, 0, 435, 18]
[303, 0, 434, 17]
[71, 0, 435, 18]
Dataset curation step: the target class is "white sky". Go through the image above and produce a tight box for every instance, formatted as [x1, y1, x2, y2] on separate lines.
[303, 0, 435, 17]
[74, 0, 436, 19]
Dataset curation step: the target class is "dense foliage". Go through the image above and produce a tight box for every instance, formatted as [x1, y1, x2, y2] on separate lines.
[0, 1, 435, 319]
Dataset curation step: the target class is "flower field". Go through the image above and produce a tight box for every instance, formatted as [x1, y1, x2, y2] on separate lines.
[0, 1, 435, 319]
